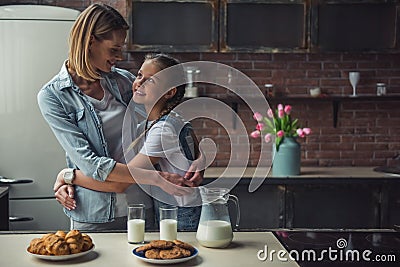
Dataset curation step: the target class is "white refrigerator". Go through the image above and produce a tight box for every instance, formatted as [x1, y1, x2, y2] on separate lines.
[0, 5, 80, 230]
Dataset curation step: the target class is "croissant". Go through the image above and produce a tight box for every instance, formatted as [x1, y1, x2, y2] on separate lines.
[27, 230, 93, 255]
[27, 238, 50, 255]
[65, 230, 84, 254]
[81, 233, 93, 251]
[44, 234, 70, 255]
[55, 230, 66, 239]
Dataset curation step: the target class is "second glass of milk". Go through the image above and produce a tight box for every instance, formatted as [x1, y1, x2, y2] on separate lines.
[159, 206, 178, 241]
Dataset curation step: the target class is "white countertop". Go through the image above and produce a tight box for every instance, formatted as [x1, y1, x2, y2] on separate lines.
[0, 231, 299, 267]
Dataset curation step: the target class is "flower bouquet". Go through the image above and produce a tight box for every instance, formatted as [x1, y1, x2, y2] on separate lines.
[250, 104, 311, 151]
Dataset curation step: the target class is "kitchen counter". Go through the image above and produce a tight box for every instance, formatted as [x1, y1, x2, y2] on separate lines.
[204, 166, 390, 179]
[0, 231, 299, 267]
[202, 167, 400, 229]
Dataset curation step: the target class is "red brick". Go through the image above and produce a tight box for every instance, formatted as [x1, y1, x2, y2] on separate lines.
[237, 54, 272, 61]
[307, 70, 341, 78]
[324, 62, 357, 69]
[308, 54, 342, 62]
[273, 54, 307, 61]
[342, 54, 377, 61]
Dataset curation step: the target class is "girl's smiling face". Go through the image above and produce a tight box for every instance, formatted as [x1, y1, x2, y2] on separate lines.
[132, 59, 162, 107]
[132, 58, 178, 119]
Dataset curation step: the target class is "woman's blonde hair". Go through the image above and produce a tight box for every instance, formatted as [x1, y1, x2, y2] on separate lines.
[68, 3, 129, 81]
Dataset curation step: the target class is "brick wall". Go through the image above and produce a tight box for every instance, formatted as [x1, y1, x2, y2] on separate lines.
[4, 0, 400, 167]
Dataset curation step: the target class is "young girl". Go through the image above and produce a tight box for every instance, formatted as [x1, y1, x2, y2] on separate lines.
[129, 54, 201, 230]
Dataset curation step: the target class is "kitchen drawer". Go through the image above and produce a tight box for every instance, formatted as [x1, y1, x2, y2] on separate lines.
[9, 198, 69, 231]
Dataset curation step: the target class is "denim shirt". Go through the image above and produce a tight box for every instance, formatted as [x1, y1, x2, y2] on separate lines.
[37, 62, 141, 223]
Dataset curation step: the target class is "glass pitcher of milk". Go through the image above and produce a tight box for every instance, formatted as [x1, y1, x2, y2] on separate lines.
[196, 187, 240, 248]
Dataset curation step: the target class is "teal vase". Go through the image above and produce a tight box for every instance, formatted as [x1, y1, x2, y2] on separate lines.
[272, 137, 301, 177]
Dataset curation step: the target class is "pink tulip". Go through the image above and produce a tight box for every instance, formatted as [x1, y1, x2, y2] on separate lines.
[297, 128, 305, 138]
[278, 109, 284, 118]
[267, 108, 274, 118]
[277, 104, 283, 111]
[303, 128, 312, 135]
[250, 130, 260, 138]
[253, 112, 263, 122]
[284, 105, 292, 114]
[264, 133, 272, 143]
[277, 130, 284, 137]
[256, 123, 264, 131]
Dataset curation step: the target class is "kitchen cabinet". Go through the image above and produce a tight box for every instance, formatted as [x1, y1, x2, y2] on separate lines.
[0, 187, 9, 230]
[311, 1, 398, 52]
[285, 183, 380, 229]
[9, 198, 69, 231]
[382, 181, 400, 228]
[127, 0, 218, 52]
[220, 0, 308, 52]
[203, 167, 400, 230]
[127, 0, 400, 53]
[229, 181, 285, 229]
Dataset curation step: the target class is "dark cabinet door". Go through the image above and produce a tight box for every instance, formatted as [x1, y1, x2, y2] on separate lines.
[383, 182, 400, 228]
[220, 0, 308, 52]
[286, 184, 381, 229]
[311, 1, 398, 52]
[230, 181, 285, 229]
[128, 0, 218, 52]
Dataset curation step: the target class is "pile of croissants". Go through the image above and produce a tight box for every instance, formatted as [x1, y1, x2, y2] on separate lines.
[27, 230, 93, 256]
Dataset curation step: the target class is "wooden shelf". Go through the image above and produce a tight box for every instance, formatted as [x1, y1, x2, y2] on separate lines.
[270, 95, 400, 127]
[199, 94, 400, 128]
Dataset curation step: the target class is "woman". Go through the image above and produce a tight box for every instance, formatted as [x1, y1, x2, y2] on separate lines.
[37, 3, 201, 231]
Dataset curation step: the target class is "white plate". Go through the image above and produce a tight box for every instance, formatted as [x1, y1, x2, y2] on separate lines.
[27, 245, 95, 261]
[132, 246, 198, 265]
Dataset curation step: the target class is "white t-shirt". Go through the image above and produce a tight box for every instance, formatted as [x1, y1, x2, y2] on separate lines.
[87, 88, 152, 217]
[138, 112, 200, 207]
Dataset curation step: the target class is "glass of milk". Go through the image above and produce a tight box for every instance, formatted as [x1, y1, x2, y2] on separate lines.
[127, 204, 145, 244]
[159, 206, 178, 241]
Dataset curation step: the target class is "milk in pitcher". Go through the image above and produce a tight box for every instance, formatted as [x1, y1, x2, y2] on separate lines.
[196, 220, 233, 248]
